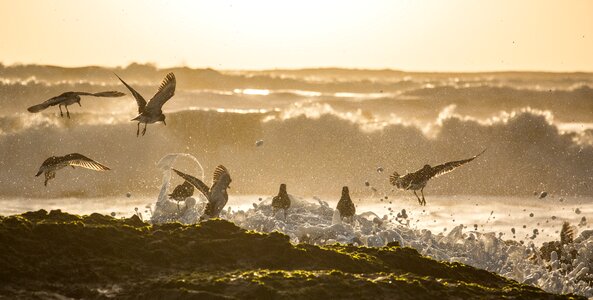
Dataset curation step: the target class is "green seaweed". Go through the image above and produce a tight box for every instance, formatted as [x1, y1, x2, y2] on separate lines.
[0, 210, 584, 299]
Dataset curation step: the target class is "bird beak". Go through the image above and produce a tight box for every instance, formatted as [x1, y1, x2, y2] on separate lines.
[35, 170, 43, 177]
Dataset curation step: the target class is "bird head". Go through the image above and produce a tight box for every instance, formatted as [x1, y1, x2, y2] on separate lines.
[279, 183, 287, 193]
[159, 114, 167, 125]
[341, 186, 350, 197]
[423, 164, 431, 170]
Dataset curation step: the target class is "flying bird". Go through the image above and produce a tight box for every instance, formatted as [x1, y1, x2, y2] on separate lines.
[172, 165, 232, 220]
[35, 153, 110, 186]
[389, 150, 485, 206]
[27, 91, 126, 118]
[115, 72, 176, 136]
[168, 180, 195, 210]
[272, 183, 291, 219]
[336, 186, 356, 221]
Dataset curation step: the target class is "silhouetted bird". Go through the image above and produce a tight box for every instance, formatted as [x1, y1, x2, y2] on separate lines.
[172, 165, 232, 220]
[272, 183, 291, 219]
[35, 153, 110, 186]
[337, 186, 356, 221]
[169, 180, 195, 210]
[27, 91, 126, 118]
[116, 72, 176, 136]
[389, 150, 485, 206]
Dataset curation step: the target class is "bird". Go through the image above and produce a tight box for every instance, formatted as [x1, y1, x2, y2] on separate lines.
[272, 183, 291, 219]
[27, 91, 126, 118]
[35, 153, 110, 186]
[171, 165, 232, 220]
[389, 149, 485, 206]
[168, 180, 195, 210]
[115, 72, 176, 136]
[336, 186, 356, 221]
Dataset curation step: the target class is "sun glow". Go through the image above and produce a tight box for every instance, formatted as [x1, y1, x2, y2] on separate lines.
[1, 0, 592, 71]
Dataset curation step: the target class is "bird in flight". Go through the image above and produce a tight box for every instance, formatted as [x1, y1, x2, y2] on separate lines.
[35, 153, 110, 186]
[389, 150, 485, 205]
[336, 186, 356, 222]
[27, 91, 126, 118]
[115, 72, 176, 136]
[172, 165, 232, 220]
[272, 183, 291, 219]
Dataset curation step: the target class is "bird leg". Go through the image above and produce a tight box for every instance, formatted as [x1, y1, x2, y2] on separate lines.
[284, 209, 288, 220]
[59, 105, 64, 117]
[142, 123, 147, 136]
[78, 101, 82, 107]
[65, 105, 70, 118]
[136, 122, 140, 137]
[413, 190, 422, 205]
[420, 188, 426, 206]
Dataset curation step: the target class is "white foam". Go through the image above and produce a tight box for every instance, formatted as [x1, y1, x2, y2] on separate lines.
[148, 192, 593, 297]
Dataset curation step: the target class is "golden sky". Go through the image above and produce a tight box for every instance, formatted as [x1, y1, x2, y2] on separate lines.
[1, 0, 592, 71]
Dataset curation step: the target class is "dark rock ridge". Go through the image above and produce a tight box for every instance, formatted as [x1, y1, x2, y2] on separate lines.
[0, 210, 583, 299]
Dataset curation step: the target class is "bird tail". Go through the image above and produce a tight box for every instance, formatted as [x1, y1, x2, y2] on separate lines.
[389, 172, 400, 186]
[28, 103, 49, 113]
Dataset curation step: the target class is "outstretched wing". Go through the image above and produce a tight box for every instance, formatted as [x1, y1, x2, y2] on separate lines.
[560, 221, 577, 245]
[27, 93, 70, 113]
[115, 74, 147, 113]
[73, 91, 126, 98]
[62, 153, 111, 171]
[430, 149, 485, 178]
[146, 72, 176, 114]
[172, 168, 210, 199]
[212, 165, 230, 185]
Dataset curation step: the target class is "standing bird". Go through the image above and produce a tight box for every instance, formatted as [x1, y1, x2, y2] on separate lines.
[115, 72, 176, 136]
[336, 186, 356, 221]
[272, 183, 291, 219]
[172, 165, 232, 220]
[27, 91, 126, 118]
[390, 150, 485, 206]
[168, 180, 195, 210]
[35, 153, 110, 186]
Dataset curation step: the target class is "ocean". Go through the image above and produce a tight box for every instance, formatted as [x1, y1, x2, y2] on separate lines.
[1, 65, 593, 296]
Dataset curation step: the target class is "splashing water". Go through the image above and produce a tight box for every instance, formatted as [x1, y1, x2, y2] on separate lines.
[151, 153, 206, 223]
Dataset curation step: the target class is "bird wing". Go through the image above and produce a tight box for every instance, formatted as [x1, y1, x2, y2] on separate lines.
[145, 73, 176, 114]
[27, 93, 70, 113]
[560, 221, 577, 245]
[115, 74, 147, 113]
[212, 165, 230, 185]
[430, 149, 486, 178]
[62, 153, 111, 171]
[172, 169, 210, 199]
[73, 91, 127, 98]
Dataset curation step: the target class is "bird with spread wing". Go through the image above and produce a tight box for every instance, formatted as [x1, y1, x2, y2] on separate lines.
[27, 91, 126, 118]
[172, 165, 232, 220]
[389, 150, 485, 205]
[115, 72, 176, 136]
[35, 153, 111, 186]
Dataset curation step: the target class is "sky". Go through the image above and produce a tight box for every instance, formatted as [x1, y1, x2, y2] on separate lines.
[1, 0, 592, 72]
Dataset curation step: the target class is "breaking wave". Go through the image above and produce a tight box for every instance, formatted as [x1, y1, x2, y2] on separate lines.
[0, 105, 591, 198]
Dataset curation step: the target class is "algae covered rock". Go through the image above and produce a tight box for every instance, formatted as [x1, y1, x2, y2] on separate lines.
[0, 210, 584, 299]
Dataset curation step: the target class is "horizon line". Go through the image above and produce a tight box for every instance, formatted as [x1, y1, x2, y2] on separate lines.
[2, 61, 593, 75]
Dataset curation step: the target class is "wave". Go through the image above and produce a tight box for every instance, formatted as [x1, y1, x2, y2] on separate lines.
[0, 106, 591, 197]
[2, 72, 593, 124]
